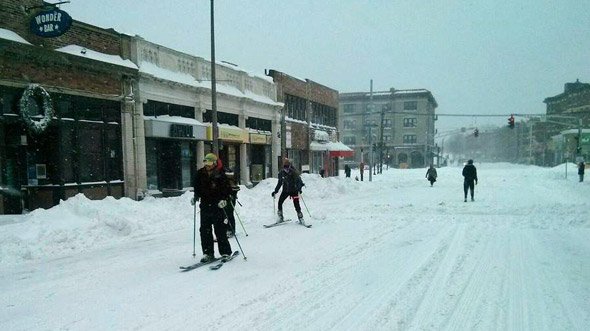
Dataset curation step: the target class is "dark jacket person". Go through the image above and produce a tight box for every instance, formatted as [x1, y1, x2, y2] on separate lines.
[193, 153, 232, 262]
[462, 159, 478, 202]
[272, 158, 305, 223]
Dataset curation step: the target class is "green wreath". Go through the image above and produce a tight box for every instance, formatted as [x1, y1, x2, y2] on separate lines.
[19, 84, 54, 134]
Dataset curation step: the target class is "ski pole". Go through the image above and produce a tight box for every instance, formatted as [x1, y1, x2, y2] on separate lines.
[236, 199, 243, 207]
[222, 207, 247, 260]
[192, 201, 197, 258]
[230, 200, 248, 236]
[299, 193, 312, 218]
[273, 195, 276, 215]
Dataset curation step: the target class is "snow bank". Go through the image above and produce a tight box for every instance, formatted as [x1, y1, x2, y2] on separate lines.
[0, 193, 193, 265]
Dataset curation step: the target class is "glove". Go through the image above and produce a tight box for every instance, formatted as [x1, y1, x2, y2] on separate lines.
[271, 192, 276, 198]
[299, 190, 302, 194]
[191, 197, 198, 206]
[218, 200, 227, 209]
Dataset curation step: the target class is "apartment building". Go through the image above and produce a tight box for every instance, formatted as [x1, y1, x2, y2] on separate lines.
[339, 88, 437, 169]
[266, 70, 351, 176]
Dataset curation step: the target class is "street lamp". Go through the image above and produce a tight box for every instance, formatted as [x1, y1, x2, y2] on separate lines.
[210, 0, 219, 154]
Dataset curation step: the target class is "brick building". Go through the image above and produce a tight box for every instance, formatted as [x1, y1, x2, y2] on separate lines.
[266, 70, 350, 176]
[0, 0, 137, 213]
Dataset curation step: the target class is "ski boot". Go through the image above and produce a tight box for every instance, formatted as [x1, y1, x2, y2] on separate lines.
[277, 210, 285, 223]
[200, 254, 214, 263]
[297, 212, 304, 224]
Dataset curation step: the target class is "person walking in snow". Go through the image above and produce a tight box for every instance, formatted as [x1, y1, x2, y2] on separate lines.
[191, 153, 232, 263]
[344, 164, 351, 178]
[425, 164, 437, 187]
[272, 158, 305, 223]
[462, 159, 478, 202]
[579, 161, 585, 182]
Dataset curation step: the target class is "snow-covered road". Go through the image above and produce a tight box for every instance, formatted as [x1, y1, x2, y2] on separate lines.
[1, 163, 589, 330]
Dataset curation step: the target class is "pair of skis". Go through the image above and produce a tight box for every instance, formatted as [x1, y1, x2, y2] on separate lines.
[179, 251, 240, 272]
[263, 218, 312, 228]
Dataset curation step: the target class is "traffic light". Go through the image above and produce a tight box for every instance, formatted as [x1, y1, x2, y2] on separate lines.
[474, 128, 479, 137]
[508, 115, 515, 129]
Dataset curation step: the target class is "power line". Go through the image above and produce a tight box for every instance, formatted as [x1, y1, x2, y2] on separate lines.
[341, 111, 546, 118]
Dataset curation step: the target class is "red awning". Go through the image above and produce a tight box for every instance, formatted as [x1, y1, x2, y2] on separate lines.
[329, 150, 354, 158]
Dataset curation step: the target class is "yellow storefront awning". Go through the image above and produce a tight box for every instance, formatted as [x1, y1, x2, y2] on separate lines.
[249, 132, 271, 145]
[205, 124, 249, 143]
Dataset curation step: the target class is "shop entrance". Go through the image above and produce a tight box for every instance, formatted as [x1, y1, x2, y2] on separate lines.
[0, 123, 25, 214]
[146, 139, 194, 192]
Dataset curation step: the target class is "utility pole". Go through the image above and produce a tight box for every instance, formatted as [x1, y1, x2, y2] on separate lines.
[369, 80, 374, 182]
[210, 0, 219, 155]
[577, 118, 583, 157]
[529, 121, 534, 164]
[379, 100, 385, 174]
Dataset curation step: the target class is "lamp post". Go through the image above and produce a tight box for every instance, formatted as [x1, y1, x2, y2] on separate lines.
[210, 0, 219, 154]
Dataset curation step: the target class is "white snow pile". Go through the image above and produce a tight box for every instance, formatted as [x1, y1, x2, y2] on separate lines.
[0, 193, 194, 265]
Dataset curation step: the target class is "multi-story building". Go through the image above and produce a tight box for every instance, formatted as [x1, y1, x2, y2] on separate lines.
[266, 70, 351, 176]
[339, 88, 437, 169]
[128, 37, 282, 197]
[1, 0, 137, 214]
[543, 79, 590, 163]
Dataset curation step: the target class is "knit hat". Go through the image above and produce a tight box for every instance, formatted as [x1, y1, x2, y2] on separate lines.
[204, 153, 218, 166]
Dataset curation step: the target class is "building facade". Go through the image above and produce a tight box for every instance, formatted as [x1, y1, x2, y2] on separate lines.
[266, 70, 350, 176]
[1, 0, 136, 214]
[544, 79, 590, 163]
[0, 0, 283, 214]
[339, 88, 437, 169]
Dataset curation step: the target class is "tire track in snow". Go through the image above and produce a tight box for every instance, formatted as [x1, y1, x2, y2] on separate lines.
[209, 219, 455, 330]
[328, 223, 459, 330]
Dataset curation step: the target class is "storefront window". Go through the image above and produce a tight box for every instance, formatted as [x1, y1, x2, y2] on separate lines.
[0, 86, 18, 114]
[106, 124, 122, 180]
[181, 142, 192, 189]
[145, 139, 158, 190]
[60, 120, 75, 182]
[78, 122, 104, 182]
[144, 100, 193, 118]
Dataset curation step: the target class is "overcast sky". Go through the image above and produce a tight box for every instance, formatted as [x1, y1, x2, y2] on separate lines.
[53, 0, 590, 131]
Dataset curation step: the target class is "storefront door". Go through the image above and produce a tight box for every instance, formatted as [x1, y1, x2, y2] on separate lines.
[0, 123, 25, 214]
[158, 140, 181, 190]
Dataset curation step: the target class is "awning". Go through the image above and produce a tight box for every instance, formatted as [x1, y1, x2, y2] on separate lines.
[310, 141, 354, 158]
[205, 124, 249, 143]
[144, 115, 207, 140]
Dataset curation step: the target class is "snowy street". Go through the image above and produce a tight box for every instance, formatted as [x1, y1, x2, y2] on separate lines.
[1, 163, 589, 330]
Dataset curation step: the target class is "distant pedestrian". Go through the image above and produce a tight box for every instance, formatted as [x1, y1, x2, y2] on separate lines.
[579, 161, 585, 182]
[360, 161, 365, 181]
[462, 159, 478, 202]
[344, 164, 351, 178]
[425, 164, 437, 187]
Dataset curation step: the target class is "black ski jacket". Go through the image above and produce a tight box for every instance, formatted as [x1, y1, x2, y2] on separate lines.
[274, 166, 304, 195]
[462, 164, 478, 182]
[194, 164, 231, 206]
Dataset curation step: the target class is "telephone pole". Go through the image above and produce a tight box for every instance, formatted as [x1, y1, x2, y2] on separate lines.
[210, 0, 219, 154]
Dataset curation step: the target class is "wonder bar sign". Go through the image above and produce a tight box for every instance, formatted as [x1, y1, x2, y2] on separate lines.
[30, 8, 73, 38]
